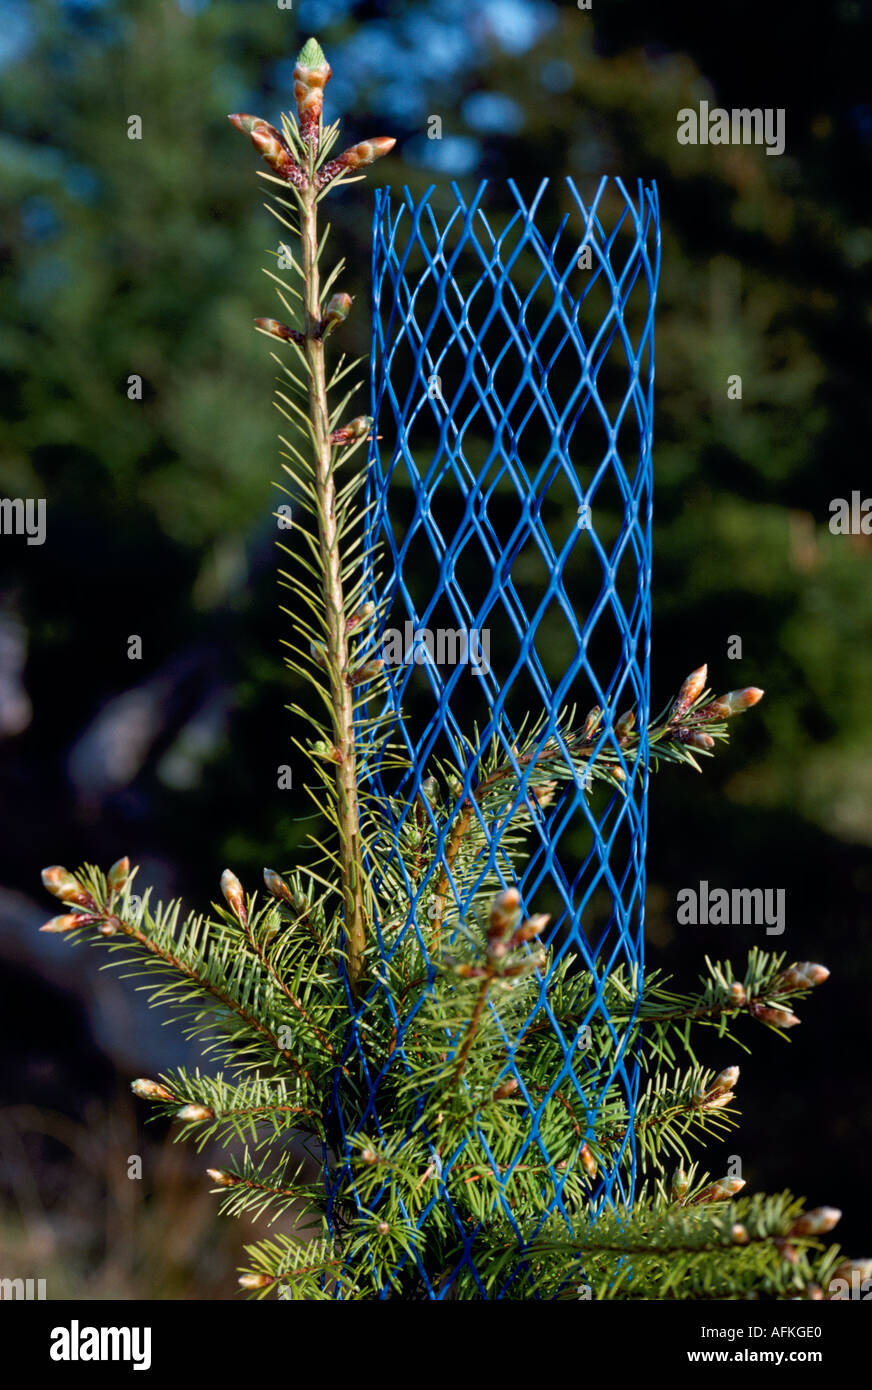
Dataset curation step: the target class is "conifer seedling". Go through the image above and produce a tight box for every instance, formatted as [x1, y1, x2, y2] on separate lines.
[39, 40, 861, 1301]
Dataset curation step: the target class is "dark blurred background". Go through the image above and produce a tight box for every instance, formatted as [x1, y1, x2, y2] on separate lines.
[1, 0, 870, 1296]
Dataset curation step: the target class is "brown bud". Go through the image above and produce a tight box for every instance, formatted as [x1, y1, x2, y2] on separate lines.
[293, 37, 332, 145]
[107, 857, 131, 896]
[579, 1143, 597, 1180]
[699, 687, 764, 720]
[494, 1077, 519, 1100]
[670, 664, 708, 721]
[722, 687, 764, 714]
[255, 317, 305, 345]
[131, 1078, 175, 1102]
[40, 914, 91, 933]
[512, 913, 550, 945]
[376, 1220, 390, 1236]
[615, 710, 635, 744]
[731, 1223, 749, 1245]
[788, 1207, 842, 1238]
[360, 1148, 379, 1165]
[220, 869, 247, 926]
[691, 1176, 745, 1204]
[676, 728, 715, 750]
[208, 1168, 238, 1188]
[227, 114, 306, 187]
[488, 887, 522, 938]
[311, 739, 343, 763]
[582, 706, 602, 738]
[419, 775, 439, 803]
[264, 868, 294, 905]
[531, 780, 558, 809]
[728, 981, 747, 1006]
[238, 1272, 272, 1288]
[751, 1002, 800, 1029]
[176, 1104, 215, 1122]
[317, 137, 396, 188]
[98, 921, 118, 937]
[706, 1065, 740, 1098]
[318, 293, 353, 339]
[775, 961, 830, 992]
[41, 865, 96, 909]
[347, 602, 376, 631]
[348, 659, 384, 687]
[671, 1167, 689, 1201]
[330, 415, 373, 447]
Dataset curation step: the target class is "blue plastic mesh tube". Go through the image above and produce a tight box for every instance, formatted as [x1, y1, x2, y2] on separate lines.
[325, 177, 659, 1298]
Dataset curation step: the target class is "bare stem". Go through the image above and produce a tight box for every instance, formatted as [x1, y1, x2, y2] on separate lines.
[299, 187, 367, 990]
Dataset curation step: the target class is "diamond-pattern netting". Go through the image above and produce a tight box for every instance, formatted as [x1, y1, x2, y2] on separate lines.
[326, 177, 659, 1298]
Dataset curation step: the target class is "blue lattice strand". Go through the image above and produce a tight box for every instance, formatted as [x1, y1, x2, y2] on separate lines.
[327, 177, 659, 1298]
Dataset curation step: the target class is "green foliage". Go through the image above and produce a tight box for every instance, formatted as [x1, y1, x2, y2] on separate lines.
[44, 827, 835, 1298]
[510, 1190, 843, 1301]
